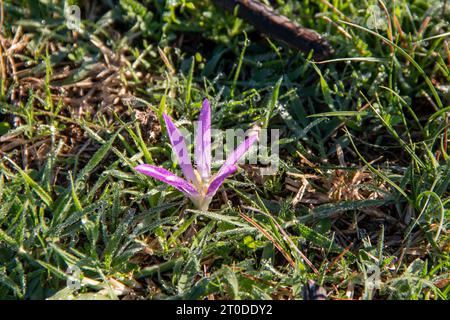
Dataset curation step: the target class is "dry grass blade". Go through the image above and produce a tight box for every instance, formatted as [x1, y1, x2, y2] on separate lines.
[239, 211, 296, 268]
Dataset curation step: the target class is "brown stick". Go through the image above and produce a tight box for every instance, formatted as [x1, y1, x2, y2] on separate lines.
[212, 0, 333, 60]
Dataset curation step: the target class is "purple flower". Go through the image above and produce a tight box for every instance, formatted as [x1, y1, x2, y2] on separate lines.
[135, 99, 258, 210]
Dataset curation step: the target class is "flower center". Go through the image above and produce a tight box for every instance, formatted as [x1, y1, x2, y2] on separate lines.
[193, 169, 209, 195]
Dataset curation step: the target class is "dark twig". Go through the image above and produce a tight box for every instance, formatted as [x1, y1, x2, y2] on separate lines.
[212, 0, 333, 60]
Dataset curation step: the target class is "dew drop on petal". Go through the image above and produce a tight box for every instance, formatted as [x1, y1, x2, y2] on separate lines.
[166, 175, 177, 182]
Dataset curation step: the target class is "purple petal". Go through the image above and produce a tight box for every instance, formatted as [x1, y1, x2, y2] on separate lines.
[218, 133, 258, 175]
[163, 113, 196, 183]
[195, 99, 211, 180]
[206, 164, 238, 196]
[135, 164, 199, 196]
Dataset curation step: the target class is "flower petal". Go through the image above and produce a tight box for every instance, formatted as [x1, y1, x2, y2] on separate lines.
[206, 164, 237, 197]
[135, 164, 199, 196]
[163, 113, 196, 183]
[218, 133, 258, 175]
[195, 99, 211, 181]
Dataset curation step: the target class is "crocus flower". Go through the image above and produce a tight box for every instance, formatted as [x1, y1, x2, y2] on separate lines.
[135, 99, 258, 211]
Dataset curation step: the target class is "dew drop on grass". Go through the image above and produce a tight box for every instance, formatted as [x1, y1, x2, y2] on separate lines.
[252, 95, 261, 102]
[163, 253, 173, 260]
[135, 222, 144, 233]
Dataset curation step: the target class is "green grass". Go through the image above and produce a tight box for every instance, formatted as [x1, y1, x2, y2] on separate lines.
[0, 0, 448, 300]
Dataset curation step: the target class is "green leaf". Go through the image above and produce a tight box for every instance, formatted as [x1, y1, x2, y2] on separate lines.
[308, 111, 368, 117]
[4, 157, 53, 207]
[74, 131, 120, 190]
[264, 77, 282, 128]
